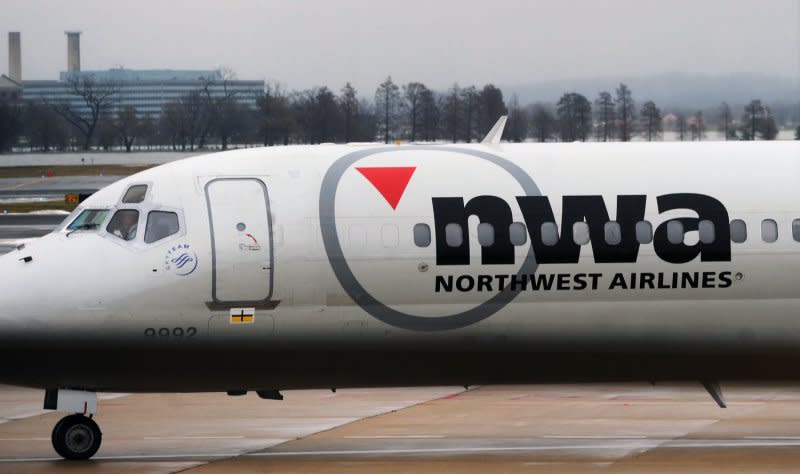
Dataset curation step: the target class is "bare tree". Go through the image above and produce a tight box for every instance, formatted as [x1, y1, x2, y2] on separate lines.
[0, 102, 22, 152]
[556, 92, 592, 141]
[594, 91, 616, 141]
[180, 90, 212, 150]
[758, 107, 779, 140]
[478, 84, 507, 135]
[675, 114, 687, 141]
[50, 74, 119, 150]
[403, 82, 428, 142]
[719, 102, 733, 140]
[113, 106, 141, 152]
[96, 115, 117, 151]
[418, 88, 439, 142]
[23, 101, 68, 151]
[441, 83, 461, 143]
[690, 110, 705, 141]
[340, 83, 359, 142]
[505, 94, 528, 142]
[256, 83, 293, 146]
[530, 103, 556, 142]
[375, 76, 401, 143]
[201, 69, 242, 150]
[160, 100, 189, 151]
[461, 86, 479, 142]
[615, 83, 635, 142]
[639, 101, 662, 141]
[742, 100, 769, 140]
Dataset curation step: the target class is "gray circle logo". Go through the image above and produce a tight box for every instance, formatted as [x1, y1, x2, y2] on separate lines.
[319, 146, 541, 331]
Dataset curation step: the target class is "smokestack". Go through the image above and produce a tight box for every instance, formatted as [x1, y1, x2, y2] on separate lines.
[65, 31, 81, 72]
[8, 32, 21, 82]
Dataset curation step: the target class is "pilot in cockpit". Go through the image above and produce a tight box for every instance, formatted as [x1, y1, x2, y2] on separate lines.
[107, 210, 139, 241]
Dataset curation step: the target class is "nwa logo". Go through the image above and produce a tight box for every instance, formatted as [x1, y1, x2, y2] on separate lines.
[320, 146, 730, 333]
[432, 193, 730, 266]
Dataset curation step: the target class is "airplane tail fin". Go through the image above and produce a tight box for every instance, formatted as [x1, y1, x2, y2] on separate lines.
[481, 116, 507, 145]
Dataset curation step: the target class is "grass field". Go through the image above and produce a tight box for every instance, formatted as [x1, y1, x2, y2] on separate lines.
[0, 165, 155, 179]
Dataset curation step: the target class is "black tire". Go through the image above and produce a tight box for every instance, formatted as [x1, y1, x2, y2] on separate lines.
[51, 414, 102, 460]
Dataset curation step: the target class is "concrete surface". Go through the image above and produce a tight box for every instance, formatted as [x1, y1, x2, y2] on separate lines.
[2, 384, 800, 472]
[0, 175, 121, 199]
[0, 152, 198, 167]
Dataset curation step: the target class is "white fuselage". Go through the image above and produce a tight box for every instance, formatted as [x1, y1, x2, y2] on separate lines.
[0, 141, 798, 391]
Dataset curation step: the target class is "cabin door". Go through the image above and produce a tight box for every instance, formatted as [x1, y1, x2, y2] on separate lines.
[205, 178, 273, 304]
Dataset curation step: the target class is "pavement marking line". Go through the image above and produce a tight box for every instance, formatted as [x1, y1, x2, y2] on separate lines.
[0, 438, 50, 441]
[6, 439, 800, 463]
[745, 436, 800, 440]
[343, 435, 446, 439]
[0, 178, 42, 191]
[544, 435, 648, 439]
[0, 453, 237, 463]
[244, 443, 661, 457]
[143, 436, 245, 440]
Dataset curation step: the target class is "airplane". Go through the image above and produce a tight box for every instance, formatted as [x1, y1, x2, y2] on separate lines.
[0, 117, 799, 459]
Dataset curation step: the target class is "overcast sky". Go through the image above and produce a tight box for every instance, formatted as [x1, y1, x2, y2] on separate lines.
[2, 0, 798, 92]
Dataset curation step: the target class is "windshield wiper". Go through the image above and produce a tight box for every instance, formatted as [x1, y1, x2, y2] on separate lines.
[67, 223, 99, 237]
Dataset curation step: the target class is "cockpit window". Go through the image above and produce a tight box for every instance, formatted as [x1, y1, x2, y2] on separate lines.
[122, 185, 148, 204]
[67, 209, 109, 232]
[145, 211, 180, 243]
[107, 210, 140, 241]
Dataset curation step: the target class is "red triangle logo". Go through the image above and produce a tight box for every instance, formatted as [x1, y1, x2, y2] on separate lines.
[356, 166, 416, 210]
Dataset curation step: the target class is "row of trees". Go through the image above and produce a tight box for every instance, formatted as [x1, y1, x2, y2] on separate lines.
[521, 85, 783, 143]
[0, 74, 796, 153]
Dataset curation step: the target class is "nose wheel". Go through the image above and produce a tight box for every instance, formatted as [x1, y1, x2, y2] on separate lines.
[51, 414, 102, 460]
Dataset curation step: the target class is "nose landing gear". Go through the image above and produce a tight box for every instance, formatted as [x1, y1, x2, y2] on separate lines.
[51, 414, 102, 460]
[44, 388, 102, 460]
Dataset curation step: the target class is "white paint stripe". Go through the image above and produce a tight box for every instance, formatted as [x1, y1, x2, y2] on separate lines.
[244, 443, 658, 457]
[544, 435, 647, 439]
[0, 438, 49, 441]
[745, 436, 800, 440]
[143, 436, 244, 440]
[344, 435, 445, 439]
[4, 439, 800, 463]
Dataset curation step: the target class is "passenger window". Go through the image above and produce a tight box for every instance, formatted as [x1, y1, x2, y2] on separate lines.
[698, 220, 715, 244]
[67, 209, 109, 231]
[381, 224, 399, 248]
[636, 221, 653, 244]
[667, 220, 684, 244]
[445, 223, 463, 247]
[122, 185, 148, 204]
[144, 211, 179, 244]
[349, 225, 367, 248]
[762, 219, 778, 243]
[509, 222, 527, 245]
[413, 223, 431, 247]
[107, 210, 140, 241]
[573, 222, 590, 245]
[793, 219, 800, 242]
[730, 219, 747, 243]
[541, 222, 559, 246]
[478, 223, 494, 246]
[604, 221, 621, 245]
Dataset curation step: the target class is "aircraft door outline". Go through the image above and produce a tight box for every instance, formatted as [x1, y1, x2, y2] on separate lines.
[205, 178, 274, 305]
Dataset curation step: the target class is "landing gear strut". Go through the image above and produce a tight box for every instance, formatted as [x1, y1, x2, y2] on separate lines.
[51, 414, 102, 460]
[44, 388, 102, 460]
